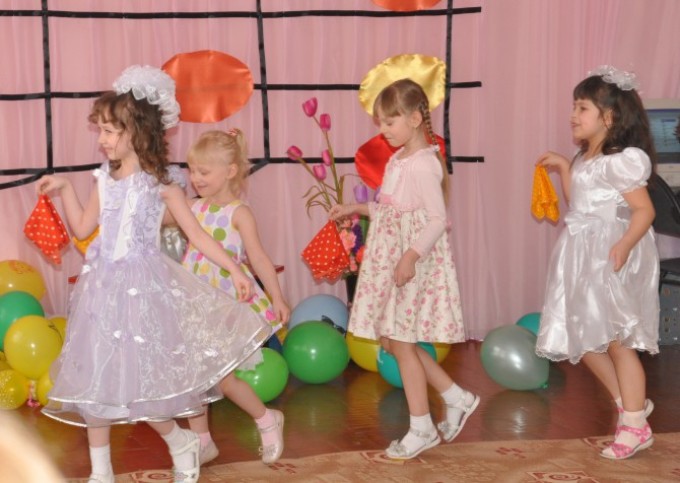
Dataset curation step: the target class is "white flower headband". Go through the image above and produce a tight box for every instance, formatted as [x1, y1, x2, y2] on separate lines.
[588, 65, 639, 91]
[112, 65, 181, 130]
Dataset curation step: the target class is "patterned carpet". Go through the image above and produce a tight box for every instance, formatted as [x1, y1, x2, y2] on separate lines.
[73, 433, 680, 483]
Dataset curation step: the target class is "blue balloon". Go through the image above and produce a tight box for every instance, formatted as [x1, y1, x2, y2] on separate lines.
[516, 312, 541, 336]
[377, 342, 437, 388]
[289, 294, 349, 334]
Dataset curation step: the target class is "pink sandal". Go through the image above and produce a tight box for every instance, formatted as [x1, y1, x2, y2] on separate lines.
[601, 424, 654, 460]
[615, 399, 653, 437]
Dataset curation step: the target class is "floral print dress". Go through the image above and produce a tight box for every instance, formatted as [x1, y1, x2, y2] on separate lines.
[348, 147, 465, 344]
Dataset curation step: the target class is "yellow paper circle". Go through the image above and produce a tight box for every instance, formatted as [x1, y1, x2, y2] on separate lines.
[358, 54, 446, 116]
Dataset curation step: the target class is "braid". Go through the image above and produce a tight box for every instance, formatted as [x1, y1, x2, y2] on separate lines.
[419, 102, 449, 201]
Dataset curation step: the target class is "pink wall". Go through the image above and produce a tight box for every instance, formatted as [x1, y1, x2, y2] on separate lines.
[1, 0, 678, 338]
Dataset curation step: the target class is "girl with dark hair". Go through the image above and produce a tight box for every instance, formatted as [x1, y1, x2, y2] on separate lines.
[536, 66, 659, 460]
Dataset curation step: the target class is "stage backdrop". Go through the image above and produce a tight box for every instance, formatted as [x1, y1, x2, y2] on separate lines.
[0, 0, 678, 340]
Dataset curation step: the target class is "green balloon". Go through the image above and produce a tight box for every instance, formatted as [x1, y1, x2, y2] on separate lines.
[235, 348, 289, 403]
[282, 321, 350, 384]
[0, 291, 44, 351]
[480, 325, 549, 391]
[516, 312, 541, 336]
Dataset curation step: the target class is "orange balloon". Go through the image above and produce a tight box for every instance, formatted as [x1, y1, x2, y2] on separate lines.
[0, 260, 46, 299]
[372, 0, 442, 11]
[163, 50, 254, 123]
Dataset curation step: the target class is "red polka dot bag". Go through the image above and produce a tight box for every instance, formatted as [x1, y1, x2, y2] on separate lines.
[301, 220, 350, 282]
[23, 194, 70, 264]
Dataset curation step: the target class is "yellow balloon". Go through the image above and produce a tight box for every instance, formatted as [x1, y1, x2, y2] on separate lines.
[346, 332, 380, 372]
[49, 316, 68, 342]
[433, 343, 451, 364]
[0, 369, 29, 409]
[0, 360, 10, 371]
[36, 371, 54, 407]
[0, 350, 5, 361]
[4, 315, 63, 380]
[0, 260, 46, 300]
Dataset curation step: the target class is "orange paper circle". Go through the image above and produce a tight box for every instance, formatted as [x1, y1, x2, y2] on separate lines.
[358, 54, 446, 116]
[372, 0, 442, 11]
[355, 134, 447, 189]
[162, 50, 254, 124]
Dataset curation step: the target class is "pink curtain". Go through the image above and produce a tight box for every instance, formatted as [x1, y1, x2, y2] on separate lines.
[1, 0, 678, 339]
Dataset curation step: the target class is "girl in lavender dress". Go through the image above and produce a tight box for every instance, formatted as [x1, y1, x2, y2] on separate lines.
[536, 66, 659, 460]
[329, 79, 478, 460]
[180, 129, 290, 466]
[38, 66, 271, 483]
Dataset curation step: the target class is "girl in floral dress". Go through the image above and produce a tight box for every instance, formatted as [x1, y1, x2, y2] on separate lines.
[181, 129, 290, 466]
[329, 79, 478, 460]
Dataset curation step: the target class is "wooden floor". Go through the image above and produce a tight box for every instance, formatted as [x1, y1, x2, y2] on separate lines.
[17, 341, 680, 479]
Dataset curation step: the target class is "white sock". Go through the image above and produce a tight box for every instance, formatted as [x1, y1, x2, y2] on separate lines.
[161, 424, 197, 472]
[602, 410, 649, 457]
[89, 445, 113, 477]
[396, 414, 435, 453]
[441, 384, 475, 425]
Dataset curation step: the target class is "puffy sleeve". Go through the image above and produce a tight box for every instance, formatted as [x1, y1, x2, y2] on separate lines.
[410, 154, 447, 257]
[166, 165, 187, 189]
[604, 147, 651, 193]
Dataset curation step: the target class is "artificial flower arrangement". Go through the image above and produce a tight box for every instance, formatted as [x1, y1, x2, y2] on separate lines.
[287, 97, 369, 280]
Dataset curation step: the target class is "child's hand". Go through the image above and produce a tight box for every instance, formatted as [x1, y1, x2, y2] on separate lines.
[272, 296, 291, 326]
[536, 151, 570, 174]
[394, 250, 419, 287]
[609, 240, 633, 272]
[232, 270, 254, 301]
[36, 175, 68, 194]
[329, 204, 351, 221]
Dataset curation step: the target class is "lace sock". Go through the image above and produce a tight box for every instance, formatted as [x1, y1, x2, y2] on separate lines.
[161, 424, 197, 472]
[441, 384, 475, 424]
[89, 445, 113, 478]
[198, 432, 213, 450]
[397, 414, 436, 452]
[255, 409, 278, 446]
[602, 410, 648, 457]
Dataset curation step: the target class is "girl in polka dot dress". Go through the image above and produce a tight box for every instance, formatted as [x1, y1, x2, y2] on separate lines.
[181, 129, 291, 465]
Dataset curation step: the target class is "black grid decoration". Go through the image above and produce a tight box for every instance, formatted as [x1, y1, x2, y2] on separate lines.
[0, 0, 483, 191]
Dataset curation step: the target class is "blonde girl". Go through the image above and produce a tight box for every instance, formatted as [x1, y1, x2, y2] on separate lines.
[182, 129, 290, 465]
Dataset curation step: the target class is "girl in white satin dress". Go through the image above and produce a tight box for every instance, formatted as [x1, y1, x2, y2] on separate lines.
[536, 66, 659, 461]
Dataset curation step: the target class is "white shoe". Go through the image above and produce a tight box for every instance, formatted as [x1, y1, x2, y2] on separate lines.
[199, 440, 219, 465]
[170, 431, 200, 483]
[437, 391, 480, 443]
[88, 474, 114, 483]
[258, 409, 284, 465]
[385, 427, 441, 460]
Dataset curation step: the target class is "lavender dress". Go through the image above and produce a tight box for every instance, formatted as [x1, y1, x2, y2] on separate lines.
[42, 163, 271, 427]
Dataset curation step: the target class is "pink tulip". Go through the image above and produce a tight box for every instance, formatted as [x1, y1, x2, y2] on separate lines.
[313, 164, 327, 180]
[319, 113, 331, 132]
[322, 149, 332, 166]
[353, 183, 369, 203]
[302, 98, 318, 117]
[287, 145, 303, 160]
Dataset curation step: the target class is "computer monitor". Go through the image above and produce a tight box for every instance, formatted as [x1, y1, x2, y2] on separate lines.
[645, 99, 680, 186]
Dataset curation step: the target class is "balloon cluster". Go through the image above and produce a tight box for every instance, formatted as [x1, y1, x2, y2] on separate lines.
[0, 260, 64, 409]
[235, 294, 352, 399]
[480, 313, 549, 391]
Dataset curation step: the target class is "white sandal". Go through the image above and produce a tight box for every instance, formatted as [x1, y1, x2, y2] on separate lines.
[258, 409, 285, 465]
[170, 431, 200, 483]
[88, 474, 114, 483]
[437, 392, 480, 442]
[385, 427, 441, 460]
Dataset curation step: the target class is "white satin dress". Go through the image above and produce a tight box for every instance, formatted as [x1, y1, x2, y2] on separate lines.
[536, 147, 660, 363]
